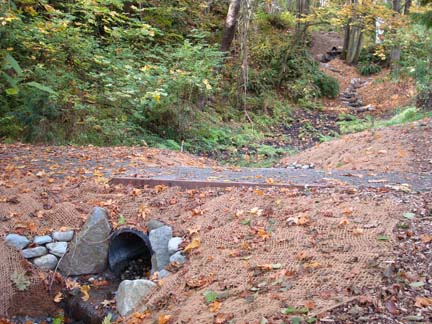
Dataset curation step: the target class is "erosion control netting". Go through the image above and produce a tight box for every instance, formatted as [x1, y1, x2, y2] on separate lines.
[0, 179, 409, 322]
[0, 189, 82, 317]
[119, 188, 407, 323]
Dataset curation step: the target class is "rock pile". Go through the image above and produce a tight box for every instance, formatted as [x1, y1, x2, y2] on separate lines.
[5, 230, 74, 270]
[340, 78, 375, 113]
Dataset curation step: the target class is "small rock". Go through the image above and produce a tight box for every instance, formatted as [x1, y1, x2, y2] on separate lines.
[21, 246, 48, 259]
[46, 242, 67, 257]
[347, 305, 364, 316]
[168, 237, 183, 254]
[33, 254, 58, 270]
[147, 219, 165, 232]
[52, 230, 74, 242]
[169, 251, 187, 264]
[5, 234, 30, 250]
[34, 235, 53, 245]
[158, 269, 171, 279]
[115, 279, 156, 316]
[149, 225, 172, 271]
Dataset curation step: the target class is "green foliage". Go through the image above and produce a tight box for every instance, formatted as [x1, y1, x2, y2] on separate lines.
[338, 107, 432, 134]
[312, 72, 339, 98]
[0, 0, 222, 144]
[357, 46, 386, 75]
[358, 63, 382, 76]
[204, 290, 218, 303]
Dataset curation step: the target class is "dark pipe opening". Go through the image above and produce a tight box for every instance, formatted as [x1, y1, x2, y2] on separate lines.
[108, 228, 153, 278]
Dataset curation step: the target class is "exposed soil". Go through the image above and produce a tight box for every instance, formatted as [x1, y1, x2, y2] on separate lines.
[280, 118, 432, 174]
[279, 108, 340, 150]
[321, 59, 416, 115]
[310, 31, 343, 61]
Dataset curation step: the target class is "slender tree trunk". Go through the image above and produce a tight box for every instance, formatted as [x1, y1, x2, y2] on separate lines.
[342, 0, 363, 64]
[404, 0, 411, 14]
[295, 0, 310, 45]
[391, 0, 401, 76]
[393, 0, 401, 13]
[342, 23, 351, 59]
[220, 0, 242, 52]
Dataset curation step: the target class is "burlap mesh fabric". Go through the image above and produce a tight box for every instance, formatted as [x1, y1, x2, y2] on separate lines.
[0, 192, 82, 317]
[0, 183, 405, 321]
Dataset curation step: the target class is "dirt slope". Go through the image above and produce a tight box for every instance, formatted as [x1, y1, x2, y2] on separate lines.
[280, 118, 432, 173]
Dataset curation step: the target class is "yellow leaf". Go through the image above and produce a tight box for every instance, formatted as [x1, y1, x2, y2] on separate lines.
[257, 227, 270, 240]
[80, 285, 90, 301]
[158, 314, 172, 324]
[209, 301, 221, 312]
[184, 238, 200, 253]
[304, 261, 321, 269]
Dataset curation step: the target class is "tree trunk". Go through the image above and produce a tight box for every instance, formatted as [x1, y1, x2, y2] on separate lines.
[295, 0, 310, 45]
[220, 0, 242, 53]
[346, 25, 363, 64]
[404, 0, 411, 14]
[393, 0, 401, 13]
[391, 0, 401, 76]
[342, 23, 351, 59]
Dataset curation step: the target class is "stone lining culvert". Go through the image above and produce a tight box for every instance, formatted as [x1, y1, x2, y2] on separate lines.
[108, 227, 153, 277]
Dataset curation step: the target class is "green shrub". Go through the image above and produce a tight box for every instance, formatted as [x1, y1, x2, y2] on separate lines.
[358, 63, 382, 76]
[313, 72, 339, 98]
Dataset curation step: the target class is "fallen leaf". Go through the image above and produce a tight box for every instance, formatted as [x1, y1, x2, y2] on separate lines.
[257, 263, 282, 271]
[101, 299, 114, 307]
[256, 227, 270, 240]
[184, 238, 201, 253]
[80, 284, 90, 301]
[415, 297, 432, 307]
[214, 313, 234, 324]
[385, 300, 399, 315]
[304, 300, 315, 310]
[338, 218, 349, 227]
[420, 234, 432, 244]
[352, 228, 364, 235]
[254, 189, 264, 196]
[158, 315, 172, 324]
[11, 271, 30, 291]
[209, 301, 221, 312]
[53, 292, 63, 303]
[304, 261, 321, 269]
[249, 207, 263, 216]
[65, 278, 81, 290]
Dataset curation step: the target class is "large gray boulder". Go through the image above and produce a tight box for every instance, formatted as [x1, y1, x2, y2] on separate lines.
[33, 254, 58, 270]
[115, 279, 156, 316]
[5, 234, 30, 250]
[149, 225, 172, 272]
[58, 207, 111, 275]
